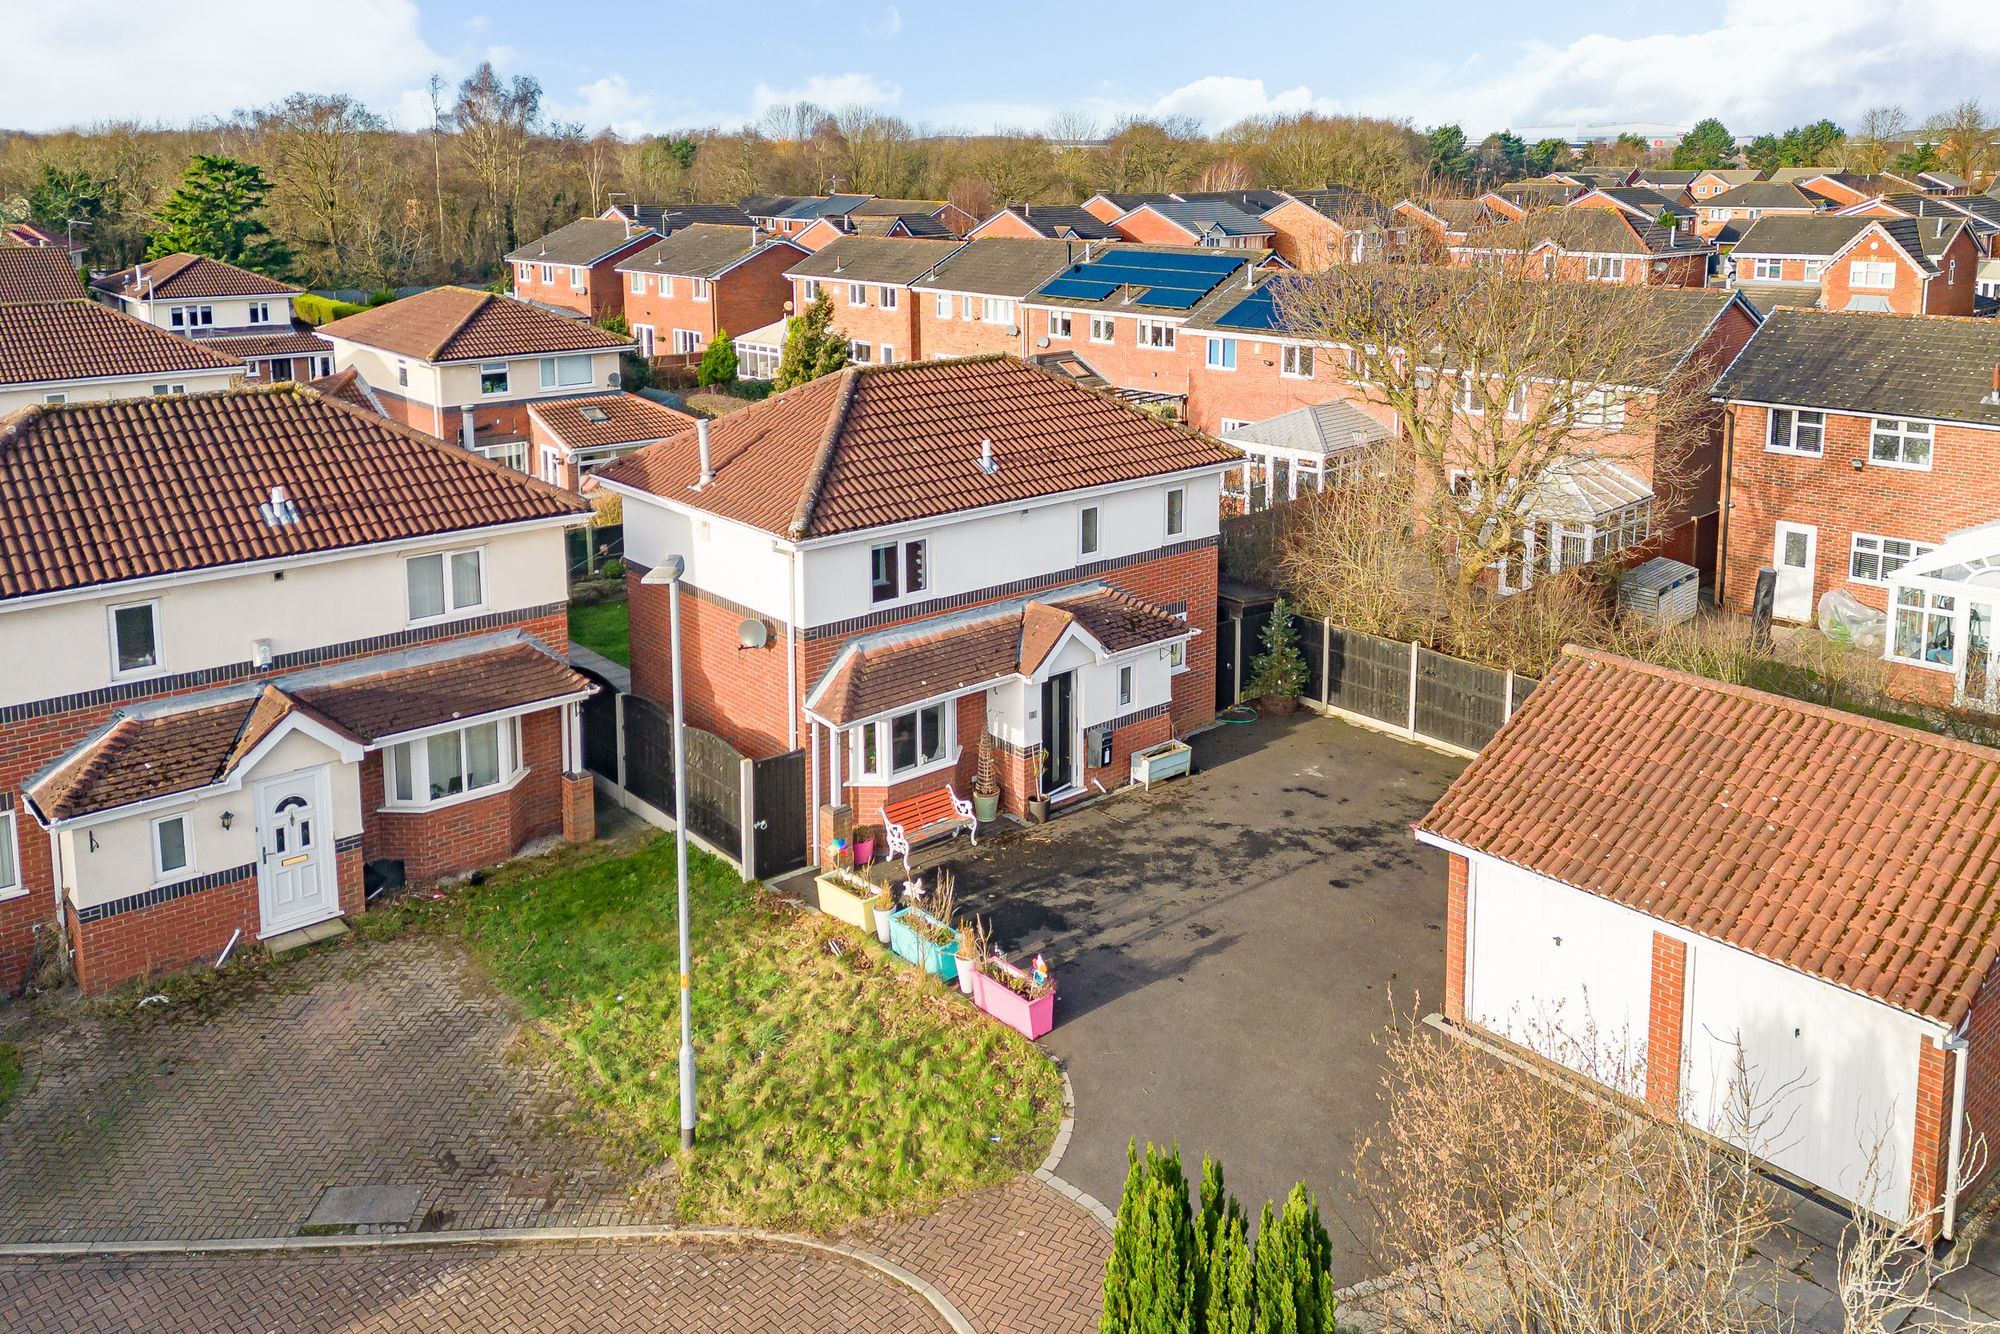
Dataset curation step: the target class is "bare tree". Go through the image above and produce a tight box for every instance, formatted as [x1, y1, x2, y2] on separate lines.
[258, 92, 384, 285]
[1838, 1136, 1991, 1334]
[1924, 99, 1994, 181]
[1848, 105, 1911, 173]
[453, 61, 544, 259]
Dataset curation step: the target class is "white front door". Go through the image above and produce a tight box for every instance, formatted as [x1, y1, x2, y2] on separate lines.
[255, 767, 339, 936]
[1772, 522, 1817, 622]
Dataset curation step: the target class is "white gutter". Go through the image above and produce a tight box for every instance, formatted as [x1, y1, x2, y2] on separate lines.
[1945, 1028, 1971, 1240]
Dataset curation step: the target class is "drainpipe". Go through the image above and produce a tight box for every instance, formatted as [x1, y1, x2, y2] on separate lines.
[786, 546, 800, 751]
[46, 826, 69, 973]
[1716, 407, 1736, 605]
[1945, 1028, 1971, 1240]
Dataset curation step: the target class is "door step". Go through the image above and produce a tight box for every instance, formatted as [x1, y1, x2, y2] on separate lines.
[265, 917, 349, 956]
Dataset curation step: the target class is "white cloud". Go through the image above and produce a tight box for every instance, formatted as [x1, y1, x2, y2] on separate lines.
[1147, 76, 1338, 130]
[878, 6, 902, 38]
[0, 0, 446, 130]
[750, 73, 902, 117]
[548, 75, 688, 138]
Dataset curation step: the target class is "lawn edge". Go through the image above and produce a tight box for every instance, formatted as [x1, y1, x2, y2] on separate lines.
[1031, 1068, 1115, 1233]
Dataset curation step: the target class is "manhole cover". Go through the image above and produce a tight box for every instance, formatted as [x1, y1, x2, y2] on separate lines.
[305, 1184, 422, 1227]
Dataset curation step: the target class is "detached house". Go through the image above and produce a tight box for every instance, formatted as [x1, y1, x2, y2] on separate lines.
[1713, 309, 2000, 711]
[1697, 181, 1821, 240]
[0, 300, 242, 417]
[1421, 647, 2000, 1237]
[318, 287, 631, 472]
[615, 224, 805, 360]
[1111, 199, 1276, 250]
[0, 385, 593, 994]
[597, 357, 1235, 852]
[785, 236, 960, 366]
[1686, 167, 1764, 200]
[92, 253, 332, 384]
[506, 218, 661, 323]
[910, 238, 1084, 360]
[1452, 209, 1713, 288]
[1730, 216, 1978, 317]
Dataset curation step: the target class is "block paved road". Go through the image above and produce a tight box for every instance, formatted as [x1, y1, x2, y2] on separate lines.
[0, 1239, 944, 1333]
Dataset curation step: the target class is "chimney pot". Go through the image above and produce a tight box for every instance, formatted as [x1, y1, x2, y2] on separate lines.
[696, 418, 714, 487]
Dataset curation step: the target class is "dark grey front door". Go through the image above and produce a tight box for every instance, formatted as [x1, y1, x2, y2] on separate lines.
[1041, 671, 1075, 794]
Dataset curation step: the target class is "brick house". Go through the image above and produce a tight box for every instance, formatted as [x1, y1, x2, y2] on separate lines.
[614, 224, 805, 360]
[966, 205, 1122, 243]
[92, 253, 333, 384]
[596, 356, 1235, 857]
[0, 299, 242, 417]
[1686, 167, 1765, 200]
[1175, 272, 1344, 434]
[791, 211, 956, 252]
[1796, 172, 1927, 209]
[1821, 218, 1979, 316]
[1696, 181, 1822, 240]
[909, 238, 1086, 360]
[1420, 646, 2000, 1239]
[599, 202, 753, 234]
[0, 385, 594, 994]
[1111, 199, 1276, 250]
[1259, 187, 1406, 268]
[318, 287, 632, 472]
[525, 392, 697, 490]
[1712, 309, 2000, 709]
[1392, 198, 1486, 252]
[1452, 209, 1714, 288]
[784, 236, 961, 366]
[1081, 194, 1176, 225]
[506, 218, 660, 323]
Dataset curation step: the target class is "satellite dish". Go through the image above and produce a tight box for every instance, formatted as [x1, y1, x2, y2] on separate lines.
[738, 617, 770, 650]
[1008, 325, 1021, 337]
[1035, 335, 1051, 348]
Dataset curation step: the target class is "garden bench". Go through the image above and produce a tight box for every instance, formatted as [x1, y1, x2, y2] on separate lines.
[882, 785, 978, 873]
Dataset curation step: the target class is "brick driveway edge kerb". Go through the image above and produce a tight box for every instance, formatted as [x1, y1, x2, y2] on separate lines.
[0, 1225, 974, 1334]
[1033, 1067, 1116, 1233]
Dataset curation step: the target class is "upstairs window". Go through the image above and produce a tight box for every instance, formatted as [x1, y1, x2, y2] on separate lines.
[1166, 487, 1186, 537]
[1079, 505, 1101, 556]
[247, 301, 271, 323]
[690, 278, 710, 301]
[1280, 345, 1314, 379]
[1576, 386, 1624, 430]
[1089, 314, 1115, 343]
[935, 292, 952, 319]
[1766, 408, 1824, 456]
[1850, 260, 1896, 289]
[869, 538, 928, 604]
[1752, 258, 1783, 280]
[878, 286, 898, 309]
[1803, 258, 1824, 279]
[151, 811, 193, 881]
[479, 362, 510, 396]
[848, 283, 867, 306]
[980, 296, 1013, 323]
[538, 354, 592, 389]
[800, 278, 820, 302]
[109, 600, 160, 678]
[1870, 418, 1933, 469]
[407, 548, 485, 622]
[1118, 665, 1134, 707]
[1049, 310, 1072, 339]
[630, 271, 645, 294]
[1206, 337, 1237, 370]
[1136, 319, 1175, 350]
[169, 304, 214, 329]
[539, 264, 553, 284]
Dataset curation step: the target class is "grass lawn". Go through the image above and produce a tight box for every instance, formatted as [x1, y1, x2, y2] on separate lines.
[568, 599, 630, 666]
[397, 834, 1061, 1230]
[0, 1043, 19, 1120]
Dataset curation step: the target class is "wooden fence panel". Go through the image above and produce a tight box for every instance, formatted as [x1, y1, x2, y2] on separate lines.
[1324, 628, 1411, 727]
[683, 727, 743, 853]
[1414, 648, 1509, 753]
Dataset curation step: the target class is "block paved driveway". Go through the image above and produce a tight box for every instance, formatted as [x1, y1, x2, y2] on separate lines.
[944, 713, 1464, 1280]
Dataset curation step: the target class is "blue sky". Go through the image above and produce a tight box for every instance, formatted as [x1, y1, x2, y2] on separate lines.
[6, 0, 1994, 137]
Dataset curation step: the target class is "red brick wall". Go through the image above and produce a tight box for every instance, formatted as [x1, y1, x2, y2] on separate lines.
[625, 245, 798, 356]
[968, 211, 1044, 241]
[1445, 853, 1468, 1023]
[794, 278, 922, 363]
[1261, 201, 1348, 270]
[628, 575, 798, 762]
[1082, 198, 1127, 225]
[915, 296, 1029, 360]
[1030, 305, 1196, 402]
[1912, 1035, 1954, 1232]
[1080, 710, 1174, 797]
[1646, 933, 1687, 1114]
[364, 386, 537, 450]
[1953, 965, 2000, 1211]
[1822, 243, 1930, 317]
[1184, 339, 1345, 434]
[1112, 209, 1202, 246]
[511, 239, 654, 323]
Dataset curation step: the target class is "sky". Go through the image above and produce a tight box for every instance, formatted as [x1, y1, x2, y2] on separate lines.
[3, 0, 1996, 140]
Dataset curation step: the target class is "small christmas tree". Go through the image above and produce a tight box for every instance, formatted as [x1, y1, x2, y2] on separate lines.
[698, 330, 738, 387]
[1246, 597, 1308, 704]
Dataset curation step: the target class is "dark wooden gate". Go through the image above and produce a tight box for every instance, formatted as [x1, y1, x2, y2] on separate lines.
[579, 670, 620, 782]
[681, 726, 742, 853]
[623, 695, 675, 812]
[750, 750, 809, 879]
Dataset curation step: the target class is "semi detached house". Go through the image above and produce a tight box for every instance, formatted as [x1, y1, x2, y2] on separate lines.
[597, 356, 1236, 854]
[0, 385, 596, 994]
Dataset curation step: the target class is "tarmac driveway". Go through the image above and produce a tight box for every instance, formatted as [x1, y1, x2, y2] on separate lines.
[943, 713, 1464, 1279]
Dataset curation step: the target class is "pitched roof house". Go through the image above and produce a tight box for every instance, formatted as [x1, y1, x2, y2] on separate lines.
[0, 385, 594, 994]
[0, 299, 243, 416]
[1420, 646, 2000, 1233]
[615, 224, 805, 362]
[1452, 208, 1713, 287]
[506, 217, 662, 322]
[0, 247, 88, 303]
[785, 236, 961, 366]
[966, 204, 1123, 243]
[92, 253, 331, 384]
[910, 237, 1091, 359]
[1111, 199, 1277, 249]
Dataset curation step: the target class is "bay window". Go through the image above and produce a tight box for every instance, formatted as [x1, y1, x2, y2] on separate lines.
[386, 717, 526, 806]
[406, 548, 485, 622]
[852, 701, 952, 780]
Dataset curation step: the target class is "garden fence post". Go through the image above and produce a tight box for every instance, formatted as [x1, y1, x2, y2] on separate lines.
[739, 757, 757, 878]
[1406, 640, 1420, 738]
[614, 691, 631, 811]
[1320, 618, 1331, 707]
[1504, 669, 1517, 721]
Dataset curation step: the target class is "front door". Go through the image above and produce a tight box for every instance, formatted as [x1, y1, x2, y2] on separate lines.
[1040, 672, 1076, 796]
[255, 767, 338, 936]
[1772, 522, 1817, 622]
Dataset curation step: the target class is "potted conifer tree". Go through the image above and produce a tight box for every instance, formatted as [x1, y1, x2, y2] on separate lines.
[1246, 597, 1309, 716]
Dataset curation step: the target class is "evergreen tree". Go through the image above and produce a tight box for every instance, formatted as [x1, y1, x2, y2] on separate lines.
[1203, 1212, 1255, 1334]
[1246, 598, 1308, 702]
[1525, 138, 1570, 176]
[773, 290, 849, 390]
[146, 154, 291, 274]
[1670, 118, 1736, 171]
[24, 164, 106, 244]
[1423, 124, 1472, 184]
[1783, 118, 1846, 166]
[1102, 1143, 1198, 1334]
[1893, 142, 1943, 175]
[698, 330, 738, 387]
[1250, 1185, 1339, 1334]
[1743, 133, 1783, 173]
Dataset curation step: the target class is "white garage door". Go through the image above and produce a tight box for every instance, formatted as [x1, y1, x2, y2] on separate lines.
[1681, 937, 1921, 1220]
[1467, 860, 1654, 1096]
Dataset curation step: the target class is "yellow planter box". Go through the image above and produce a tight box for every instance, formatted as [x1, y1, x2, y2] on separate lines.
[814, 871, 889, 933]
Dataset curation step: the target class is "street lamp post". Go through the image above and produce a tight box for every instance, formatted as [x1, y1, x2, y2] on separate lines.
[642, 556, 696, 1150]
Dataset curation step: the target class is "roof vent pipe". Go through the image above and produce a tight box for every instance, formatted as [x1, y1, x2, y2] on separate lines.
[696, 418, 715, 487]
[1984, 364, 2000, 407]
[978, 436, 997, 475]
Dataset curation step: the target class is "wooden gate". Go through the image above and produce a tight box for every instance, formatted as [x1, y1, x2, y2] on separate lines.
[750, 750, 809, 880]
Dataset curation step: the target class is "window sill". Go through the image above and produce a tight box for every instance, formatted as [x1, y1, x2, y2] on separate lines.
[111, 665, 168, 685]
[1764, 446, 1823, 458]
[1868, 458, 1933, 473]
[153, 866, 193, 887]
[406, 606, 491, 630]
[1887, 655, 1955, 674]
[0, 884, 26, 903]
[381, 767, 529, 815]
[849, 749, 962, 788]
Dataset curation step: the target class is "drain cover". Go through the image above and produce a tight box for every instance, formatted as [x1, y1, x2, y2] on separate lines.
[306, 1184, 422, 1227]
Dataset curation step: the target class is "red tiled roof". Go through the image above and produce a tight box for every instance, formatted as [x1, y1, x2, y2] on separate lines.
[305, 367, 381, 416]
[94, 253, 299, 300]
[598, 356, 1238, 539]
[1417, 648, 2000, 1028]
[293, 641, 592, 741]
[31, 695, 278, 821]
[0, 248, 88, 303]
[0, 385, 588, 602]
[193, 328, 332, 359]
[0, 300, 242, 389]
[528, 393, 697, 450]
[317, 287, 631, 363]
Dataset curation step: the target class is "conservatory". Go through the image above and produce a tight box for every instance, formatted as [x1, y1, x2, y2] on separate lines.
[1884, 520, 2000, 711]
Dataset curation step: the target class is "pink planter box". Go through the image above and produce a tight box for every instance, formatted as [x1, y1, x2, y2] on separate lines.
[971, 961, 1055, 1040]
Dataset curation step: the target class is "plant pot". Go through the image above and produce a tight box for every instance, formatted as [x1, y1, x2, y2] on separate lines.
[972, 791, 999, 822]
[1260, 694, 1300, 716]
[971, 963, 1056, 1040]
[1025, 796, 1051, 824]
[874, 906, 893, 945]
[887, 907, 960, 982]
[852, 836, 875, 866]
[955, 952, 977, 995]
[813, 871, 887, 935]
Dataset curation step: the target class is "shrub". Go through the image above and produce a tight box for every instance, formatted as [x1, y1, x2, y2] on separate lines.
[600, 312, 630, 337]
[368, 287, 396, 306]
[294, 293, 367, 326]
[1102, 1143, 1197, 1334]
[598, 557, 626, 581]
[698, 331, 738, 387]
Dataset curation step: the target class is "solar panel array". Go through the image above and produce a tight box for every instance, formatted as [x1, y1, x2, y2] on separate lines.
[1030, 248, 1245, 310]
[1211, 287, 1280, 331]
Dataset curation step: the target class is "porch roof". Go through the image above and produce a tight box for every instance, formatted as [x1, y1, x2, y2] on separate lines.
[1895, 521, 2000, 591]
[1221, 400, 1393, 457]
[805, 586, 1188, 725]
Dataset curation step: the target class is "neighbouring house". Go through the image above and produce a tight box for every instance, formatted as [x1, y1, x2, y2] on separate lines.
[599, 202, 754, 234]
[1111, 199, 1277, 250]
[1081, 193, 1176, 225]
[1451, 208, 1714, 288]
[1840, 192, 2000, 250]
[1915, 170, 1972, 195]
[2, 221, 87, 267]
[1176, 271, 1344, 434]
[1686, 167, 1765, 200]
[1731, 215, 1978, 317]
[784, 236, 961, 366]
[525, 391, 697, 490]
[910, 237, 1087, 359]
[1696, 181, 1823, 240]
[1419, 646, 2000, 1236]
[1629, 168, 1699, 191]
[0, 299, 242, 416]
[0, 384, 594, 995]
[744, 196, 948, 241]
[1218, 400, 1395, 514]
[1259, 188, 1404, 268]
[966, 204, 1124, 243]
[615, 224, 805, 360]
[595, 356, 1236, 853]
[1712, 308, 2000, 710]
[1392, 198, 1488, 251]
[507, 218, 662, 323]
[1478, 181, 1577, 220]
[1552, 167, 1639, 189]
[92, 253, 332, 383]
[1797, 172, 1928, 209]
[317, 287, 632, 471]
[791, 210, 956, 251]
[0, 247, 88, 303]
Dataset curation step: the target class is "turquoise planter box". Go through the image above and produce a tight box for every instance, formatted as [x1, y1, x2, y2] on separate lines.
[887, 907, 959, 982]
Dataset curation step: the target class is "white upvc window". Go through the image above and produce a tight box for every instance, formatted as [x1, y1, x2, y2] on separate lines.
[406, 547, 486, 623]
[1166, 486, 1186, 537]
[43, 392, 65, 404]
[800, 278, 820, 302]
[1803, 258, 1824, 279]
[1869, 417, 1933, 470]
[0, 809, 18, 899]
[690, 278, 710, 301]
[516, 262, 532, 284]
[151, 811, 193, 882]
[936, 292, 952, 318]
[479, 362, 510, 396]
[1206, 337, 1236, 370]
[1454, 373, 1484, 416]
[1585, 255, 1626, 281]
[980, 296, 1013, 323]
[1504, 381, 1529, 420]
[169, 304, 214, 329]
[673, 329, 702, 355]
[1079, 504, 1101, 556]
[1849, 533, 1935, 585]
[538, 354, 593, 389]
[879, 285, 898, 309]
[1280, 345, 1313, 379]
[869, 537, 928, 604]
[540, 264, 554, 284]
[1576, 386, 1625, 430]
[109, 599, 161, 679]
[385, 716, 526, 808]
[475, 439, 527, 472]
[1766, 407, 1825, 456]
[881, 345, 896, 365]
[1752, 258, 1783, 280]
[848, 340, 872, 364]
[1049, 310, 1072, 339]
[1118, 664, 1134, 707]
[629, 271, 644, 294]
[657, 274, 675, 298]
[1136, 319, 1175, 350]
[1168, 613, 1189, 673]
[568, 266, 585, 292]
[1089, 314, 1115, 343]
[1892, 587, 1956, 669]
[1850, 259, 1897, 289]
[852, 700, 953, 781]
[150, 384, 187, 396]
[848, 282, 867, 306]
[397, 361, 409, 387]
[247, 301, 271, 324]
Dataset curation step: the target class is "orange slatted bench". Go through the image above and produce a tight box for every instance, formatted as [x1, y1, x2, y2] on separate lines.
[881, 785, 978, 873]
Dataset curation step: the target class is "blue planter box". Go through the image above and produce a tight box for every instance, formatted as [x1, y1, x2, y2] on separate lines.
[887, 907, 959, 982]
